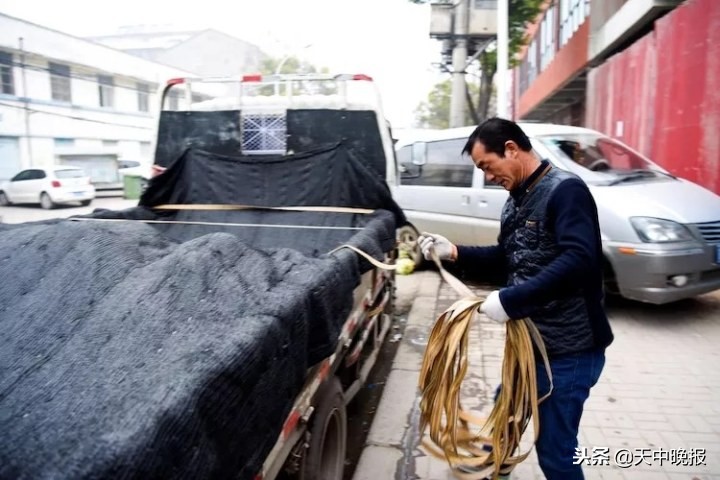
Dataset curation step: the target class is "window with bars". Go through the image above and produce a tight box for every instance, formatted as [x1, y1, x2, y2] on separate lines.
[137, 82, 149, 112]
[49, 62, 72, 103]
[517, 37, 539, 97]
[540, 5, 556, 71]
[518, 0, 589, 95]
[241, 113, 287, 155]
[98, 74, 114, 108]
[527, 39, 538, 84]
[560, 0, 590, 47]
[0, 51, 15, 95]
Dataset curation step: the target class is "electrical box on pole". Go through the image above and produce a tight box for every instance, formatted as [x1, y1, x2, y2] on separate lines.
[430, 1, 498, 62]
[429, 0, 498, 42]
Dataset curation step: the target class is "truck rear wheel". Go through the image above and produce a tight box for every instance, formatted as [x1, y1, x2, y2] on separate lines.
[301, 377, 347, 480]
[397, 224, 423, 268]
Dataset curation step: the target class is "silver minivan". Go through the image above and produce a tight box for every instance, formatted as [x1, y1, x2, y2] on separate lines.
[392, 123, 720, 304]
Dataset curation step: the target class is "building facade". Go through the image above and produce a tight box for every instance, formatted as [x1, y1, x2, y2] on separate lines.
[512, 0, 720, 195]
[0, 14, 194, 185]
[512, 0, 685, 123]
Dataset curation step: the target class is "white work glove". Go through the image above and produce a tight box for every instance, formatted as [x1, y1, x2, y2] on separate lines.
[479, 290, 510, 324]
[417, 232, 455, 262]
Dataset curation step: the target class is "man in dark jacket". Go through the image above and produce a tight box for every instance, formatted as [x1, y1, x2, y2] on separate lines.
[418, 118, 613, 480]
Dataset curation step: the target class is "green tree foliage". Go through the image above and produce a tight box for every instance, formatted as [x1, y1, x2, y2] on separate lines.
[256, 56, 332, 95]
[259, 56, 329, 76]
[414, 79, 479, 128]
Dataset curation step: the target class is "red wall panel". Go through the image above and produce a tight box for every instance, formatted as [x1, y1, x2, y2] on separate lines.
[586, 32, 656, 156]
[653, 0, 720, 193]
[585, 0, 720, 195]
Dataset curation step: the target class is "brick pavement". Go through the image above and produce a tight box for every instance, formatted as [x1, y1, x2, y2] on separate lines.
[353, 271, 720, 480]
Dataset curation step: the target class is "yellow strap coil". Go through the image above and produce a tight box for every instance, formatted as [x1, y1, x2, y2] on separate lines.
[418, 248, 553, 480]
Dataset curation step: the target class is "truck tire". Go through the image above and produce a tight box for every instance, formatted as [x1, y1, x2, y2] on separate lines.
[301, 377, 347, 480]
[396, 224, 424, 268]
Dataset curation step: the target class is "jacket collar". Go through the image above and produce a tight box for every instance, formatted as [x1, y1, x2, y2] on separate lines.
[510, 160, 551, 203]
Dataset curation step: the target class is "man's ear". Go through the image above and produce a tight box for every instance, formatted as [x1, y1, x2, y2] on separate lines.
[504, 140, 519, 158]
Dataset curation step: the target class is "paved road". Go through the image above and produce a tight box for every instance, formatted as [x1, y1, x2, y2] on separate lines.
[354, 271, 720, 480]
[0, 196, 138, 224]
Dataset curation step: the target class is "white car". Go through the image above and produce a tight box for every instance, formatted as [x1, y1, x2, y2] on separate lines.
[0, 167, 96, 209]
[392, 123, 720, 304]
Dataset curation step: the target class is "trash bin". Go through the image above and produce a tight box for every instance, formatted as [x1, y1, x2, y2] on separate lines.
[123, 175, 143, 200]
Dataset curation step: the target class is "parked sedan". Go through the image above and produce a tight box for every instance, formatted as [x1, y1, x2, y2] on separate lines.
[392, 123, 720, 304]
[0, 167, 95, 209]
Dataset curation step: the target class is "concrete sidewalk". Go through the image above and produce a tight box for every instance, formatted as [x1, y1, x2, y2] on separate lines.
[351, 271, 720, 480]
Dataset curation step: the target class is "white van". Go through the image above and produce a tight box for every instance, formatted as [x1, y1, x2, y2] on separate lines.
[392, 123, 720, 304]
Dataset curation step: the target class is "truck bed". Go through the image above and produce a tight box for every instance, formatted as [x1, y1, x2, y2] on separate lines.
[0, 143, 402, 479]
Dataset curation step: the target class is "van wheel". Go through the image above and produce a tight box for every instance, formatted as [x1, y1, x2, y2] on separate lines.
[0, 191, 10, 206]
[40, 193, 55, 210]
[300, 377, 347, 480]
[397, 224, 424, 268]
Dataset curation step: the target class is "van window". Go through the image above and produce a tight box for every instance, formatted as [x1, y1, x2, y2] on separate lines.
[539, 134, 652, 172]
[399, 138, 472, 187]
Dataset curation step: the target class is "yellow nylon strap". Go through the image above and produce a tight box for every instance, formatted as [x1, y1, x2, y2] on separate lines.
[418, 248, 553, 480]
[328, 244, 397, 271]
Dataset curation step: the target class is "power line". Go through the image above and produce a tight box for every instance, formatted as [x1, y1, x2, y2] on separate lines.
[0, 101, 152, 130]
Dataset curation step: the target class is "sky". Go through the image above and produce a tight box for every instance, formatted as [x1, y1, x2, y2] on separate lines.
[0, 0, 446, 128]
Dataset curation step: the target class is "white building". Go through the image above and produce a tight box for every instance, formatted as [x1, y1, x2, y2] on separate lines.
[0, 13, 197, 186]
[88, 26, 267, 78]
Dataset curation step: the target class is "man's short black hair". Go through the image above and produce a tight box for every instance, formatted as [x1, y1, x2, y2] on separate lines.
[461, 117, 533, 157]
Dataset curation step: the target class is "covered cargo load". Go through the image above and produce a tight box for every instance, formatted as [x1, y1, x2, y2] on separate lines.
[0, 140, 404, 479]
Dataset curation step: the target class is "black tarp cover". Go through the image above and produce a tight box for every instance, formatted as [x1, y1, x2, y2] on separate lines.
[0, 143, 403, 479]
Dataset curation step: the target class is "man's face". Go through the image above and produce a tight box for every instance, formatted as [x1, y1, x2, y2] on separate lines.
[469, 140, 522, 191]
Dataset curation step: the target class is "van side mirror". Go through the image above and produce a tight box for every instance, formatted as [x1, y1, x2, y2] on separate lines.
[411, 142, 427, 166]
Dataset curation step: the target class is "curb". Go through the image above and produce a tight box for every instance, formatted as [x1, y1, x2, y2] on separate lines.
[352, 271, 442, 480]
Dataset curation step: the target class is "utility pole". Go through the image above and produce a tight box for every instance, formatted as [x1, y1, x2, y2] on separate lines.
[496, 0, 509, 119]
[449, 0, 469, 127]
